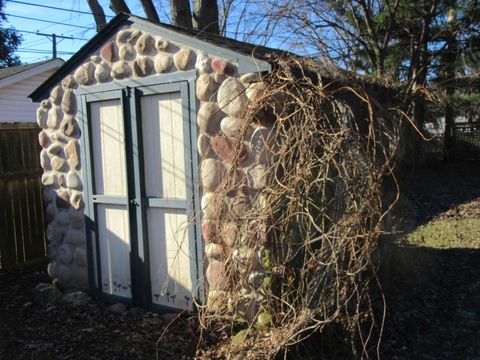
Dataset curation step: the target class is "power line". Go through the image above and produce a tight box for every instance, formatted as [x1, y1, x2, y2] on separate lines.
[17, 49, 76, 55]
[1, 28, 89, 41]
[5, 13, 94, 30]
[7, 0, 114, 18]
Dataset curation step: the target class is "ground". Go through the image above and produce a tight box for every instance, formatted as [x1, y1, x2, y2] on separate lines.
[0, 162, 479, 359]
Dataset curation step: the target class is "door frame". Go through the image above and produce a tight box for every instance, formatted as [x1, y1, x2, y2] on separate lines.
[77, 71, 204, 310]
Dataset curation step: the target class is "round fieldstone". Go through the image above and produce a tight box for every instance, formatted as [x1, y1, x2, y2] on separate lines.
[38, 131, 51, 148]
[62, 75, 77, 89]
[51, 156, 67, 172]
[211, 58, 236, 76]
[174, 48, 196, 70]
[46, 224, 63, 244]
[95, 62, 111, 83]
[154, 53, 173, 73]
[217, 77, 249, 117]
[73, 247, 87, 266]
[64, 229, 84, 245]
[246, 82, 266, 102]
[74, 63, 95, 85]
[111, 61, 131, 79]
[46, 244, 57, 259]
[70, 191, 84, 209]
[196, 74, 217, 101]
[91, 55, 101, 64]
[240, 72, 261, 84]
[119, 44, 135, 60]
[42, 172, 58, 187]
[136, 34, 155, 55]
[70, 210, 84, 229]
[197, 102, 223, 135]
[197, 133, 210, 157]
[202, 221, 219, 244]
[56, 190, 70, 208]
[50, 85, 63, 105]
[220, 116, 242, 138]
[206, 260, 226, 290]
[58, 244, 73, 265]
[207, 290, 227, 312]
[66, 171, 82, 190]
[248, 164, 267, 190]
[62, 90, 77, 115]
[155, 38, 171, 51]
[201, 192, 224, 220]
[100, 41, 117, 62]
[60, 116, 78, 137]
[133, 57, 154, 77]
[205, 243, 223, 260]
[251, 127, 273, 163]
[195, 51, 211, 73]
[47, 107, 61, 129]
[65, 140, 80, 170]
[47, 261, 58, 278]
[221, 222, 238, 248]
[116, 29, 134, 43]
[230, 194, 250, 218]
[36, 108, 48, 128]
[40, 150, 50, 170]
[200, 158, 226, 192]
[210, 135, 249, 164]
[47, 142, 62, 155]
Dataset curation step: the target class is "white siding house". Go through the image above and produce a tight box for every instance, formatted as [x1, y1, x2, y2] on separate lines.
[0, 59, 64, 123]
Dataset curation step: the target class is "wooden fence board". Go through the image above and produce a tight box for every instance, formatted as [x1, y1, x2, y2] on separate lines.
[0, 123, 46, 270]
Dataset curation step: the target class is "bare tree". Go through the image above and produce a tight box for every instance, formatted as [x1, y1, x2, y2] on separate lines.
[193, 0, 219, 34]
[140, 0, 160, 23]
[87, 0, 107, 32]
[109, 0, 130, 15]
[169, 0, 193, 28]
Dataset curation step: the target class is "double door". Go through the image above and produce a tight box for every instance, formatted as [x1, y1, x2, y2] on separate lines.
[81, 82, 199, 310]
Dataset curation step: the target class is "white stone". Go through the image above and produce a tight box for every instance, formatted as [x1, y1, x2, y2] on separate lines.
[111, 61, 131, 79]
[36, 108, 48, 128]
[40, 150, 51, 170]
[197, 102, 223, 135]
[197, 134, 210, 157]
[50, 85, 63, 105]
[94, 62, 111, 83]
[196, 74, 217, 101]
[42, 172, 57, 186]
[136, 33, 155, 55]
[248, 164, 267, 190]
[66, 171, 82, 190]
[119, 44, 135, 60]
[220, 116, 242, 138]
[217, 77, 249, 117]
[195, 51, 211, 73]
[240, 72, 261, 84]
[74, 63, 95, 85]
[47, 142, 62, 155]
[154, 53, 173, 73]
[47, 107, 61, 129]
[246, 82, 266, 102]
[200, 158, 226, 192]
[62, 89, 76, 115]
[174, 48, 196, 70]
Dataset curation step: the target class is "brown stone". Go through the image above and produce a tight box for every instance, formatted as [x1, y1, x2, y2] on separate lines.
[65, 140, 80, 170]
[211, 58, 236, 76]
[136, 34, 155, 55]
[94, 62, 111, 83]
[74, 63, 95, 85]
[206, 260, 226, 290]
[217, 77, 249, 117]
[197, 102, 223, 135]
[51, 156, 67, 172]
[62, 75, 77, 89]
[39, 131, 51, 148]
[133, 57, 154, 77]
[50, 86, 63, 105]
[56, 190, 70, 208]
[111, 61, 131, 79]
[174, 48, 196, 70]
[210, 135, 249, 164]
[202, 221, 219, 244]
[196, 74, 217, 101]
[154, 53, 173, 73]
[62, 90, 77, 115]
[60, 116, 78, 137]
[100, 41, 116, 62]
[230, 194, 250, 218]
[47, 107, 61, 129]
[200, 158, 226, 192]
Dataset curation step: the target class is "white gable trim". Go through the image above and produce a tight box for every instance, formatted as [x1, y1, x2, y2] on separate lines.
[0, 59, 64, 90]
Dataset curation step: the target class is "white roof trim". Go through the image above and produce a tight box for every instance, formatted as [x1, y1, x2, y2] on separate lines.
[0, 59, 64, 90]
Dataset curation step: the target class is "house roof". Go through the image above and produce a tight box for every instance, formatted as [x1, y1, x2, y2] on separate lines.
[29, 13, 295, 102]
[0, 59, 64, 90]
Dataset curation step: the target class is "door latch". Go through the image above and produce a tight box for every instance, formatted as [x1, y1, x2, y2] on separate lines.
[129, 199, 139, 206]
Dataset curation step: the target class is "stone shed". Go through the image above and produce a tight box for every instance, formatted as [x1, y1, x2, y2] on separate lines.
[29, 13, 281, 312]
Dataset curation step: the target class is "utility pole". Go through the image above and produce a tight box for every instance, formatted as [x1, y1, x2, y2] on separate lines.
[29, 31, 75, 59]
[52, 34, 57, 58]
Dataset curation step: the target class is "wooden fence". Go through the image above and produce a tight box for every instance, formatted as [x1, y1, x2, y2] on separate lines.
[454, 122, 480, 161]
[0, 123, 47, 270]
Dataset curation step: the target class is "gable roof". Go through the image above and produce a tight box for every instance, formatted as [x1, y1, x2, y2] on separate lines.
[29, 13, 294, 102]
[0, 59, 64, 89]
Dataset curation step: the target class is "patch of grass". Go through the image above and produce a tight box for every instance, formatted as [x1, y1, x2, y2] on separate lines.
[400, 218, 480, 249]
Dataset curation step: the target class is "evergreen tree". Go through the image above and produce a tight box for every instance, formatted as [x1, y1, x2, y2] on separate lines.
[0, 0, 21, 68]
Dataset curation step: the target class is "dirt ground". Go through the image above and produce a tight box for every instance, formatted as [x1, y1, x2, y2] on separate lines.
[1, 162, 479, 359]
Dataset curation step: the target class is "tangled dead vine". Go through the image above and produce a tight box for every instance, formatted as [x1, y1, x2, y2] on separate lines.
[196, 58, 401, 359]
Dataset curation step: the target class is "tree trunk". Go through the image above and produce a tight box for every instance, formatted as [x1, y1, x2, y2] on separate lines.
[169, 0, 193, 28]
[110, 0, 130, 15]
[140, 0, 160, 23]
[87, 0, 107, 32]
[193, 0, 219, 34]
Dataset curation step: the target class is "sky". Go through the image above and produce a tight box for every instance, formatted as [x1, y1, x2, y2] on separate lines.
[3, 0, 172, 64]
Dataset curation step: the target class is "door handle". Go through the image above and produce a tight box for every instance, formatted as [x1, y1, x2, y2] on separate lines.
[129, 199, 139, 206]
